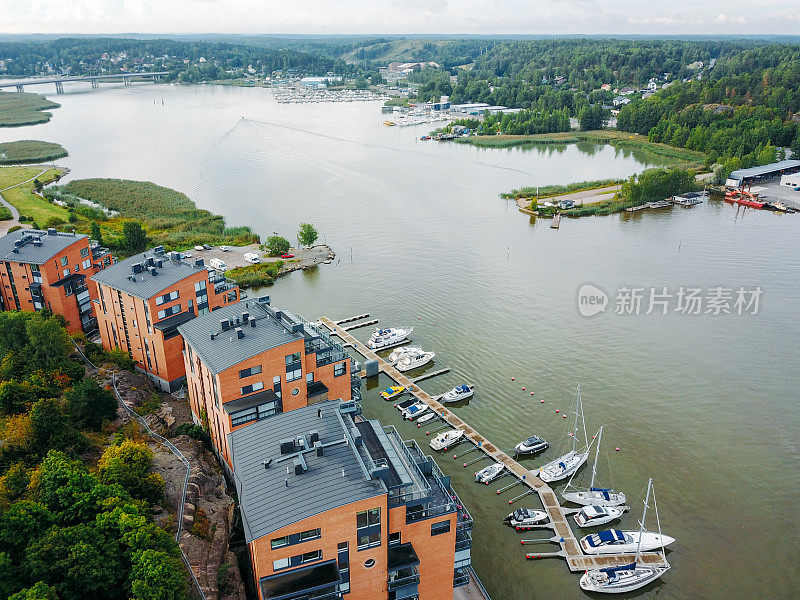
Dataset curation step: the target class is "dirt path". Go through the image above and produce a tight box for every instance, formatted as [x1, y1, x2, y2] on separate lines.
[514, 184, 621, 210]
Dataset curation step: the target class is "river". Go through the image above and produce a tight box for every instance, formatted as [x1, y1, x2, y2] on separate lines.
[2, 82, 799, 600]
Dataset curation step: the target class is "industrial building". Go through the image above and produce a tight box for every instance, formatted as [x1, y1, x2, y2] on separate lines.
[178, 297, 359, 471]
[0, 228, 112, 333]
[726, 160, 800, 188]
[90, 247, 241, 391]
[230, 399, 473, 600]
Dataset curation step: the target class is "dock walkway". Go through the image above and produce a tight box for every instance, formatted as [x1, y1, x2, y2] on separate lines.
[319, 316, 667, 572]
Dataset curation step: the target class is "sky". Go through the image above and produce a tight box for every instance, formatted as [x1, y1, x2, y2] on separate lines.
[1, 0, 798, 35]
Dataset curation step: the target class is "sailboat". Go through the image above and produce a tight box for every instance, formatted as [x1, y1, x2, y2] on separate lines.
[536, 385, 589, 483]
[562, 426, 626, 506]
[579, 478, 671, 594]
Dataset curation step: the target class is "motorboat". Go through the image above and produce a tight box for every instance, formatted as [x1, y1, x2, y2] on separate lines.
[504, 508, 549, 529]
[441, 384, 474, 403]
[579, 529, 675, 555]
[416, 412, 437, 425]
[429, 429, 464, 450]
[380, 385, 405, 401]
[580, 479, 671, 593]
[574, 505, 628, 528]
[396, 348, 435, 372]
[514, 435, 549, 455]
[388, 345, 419, 362]
[475, 463, 504, 484]
[725, 188, 764, 208]
[537, 386, 589, 483]
[367, 326, 412, 350]
[401, 401, 429, 420]
[562, 426, 626, 506]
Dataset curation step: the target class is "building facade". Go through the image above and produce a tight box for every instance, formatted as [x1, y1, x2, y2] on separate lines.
[230, 400, 473, 600]
[90, 246, 240, 391]
[177, 297, 360, 470]
[0, 228, 112, 333]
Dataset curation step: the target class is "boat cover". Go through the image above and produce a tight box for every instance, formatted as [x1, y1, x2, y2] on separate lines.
[600, 562, 636, 575]
[455, 385, 470, 393]
[588, 530, 625, 547]
[591, 487, 612, 501]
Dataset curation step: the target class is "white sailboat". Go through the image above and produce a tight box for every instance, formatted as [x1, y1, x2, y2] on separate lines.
[562, 426, 626, 506]
[580, 478, 672, 593]
[536, 385, 589, 483]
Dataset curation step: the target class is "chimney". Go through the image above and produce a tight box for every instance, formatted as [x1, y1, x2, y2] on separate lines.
[220, 319, 229, 331]
[195, 258, 204, 267]
[280, 439, 295, 455]
[309, 430, 319, 444]
[236, 327, 244, 339]
[293, 455, 307, 475]
[148, 266, 157, 276]
[250, 319, 256, 328]
[315, 441, 324, 457]
[242, 312, 249, 324]
[47, 228, 57, 235]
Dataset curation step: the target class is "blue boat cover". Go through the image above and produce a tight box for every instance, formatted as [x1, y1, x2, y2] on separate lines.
[558, 462, 566, 470]
[600, 562, 636, 575]
[588, 530, 625, 547]
[455, 385, 470, 393]
[591, 487, 612, 501]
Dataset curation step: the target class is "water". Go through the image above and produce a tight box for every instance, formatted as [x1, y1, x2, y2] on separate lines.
[3, 83, 799, 600]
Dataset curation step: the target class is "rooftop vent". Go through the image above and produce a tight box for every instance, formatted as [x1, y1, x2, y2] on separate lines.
[148, 267, 157, 276]
[153, 245, 164, 254]
[280, 438, 295, 455]
[131, 263, 142, 274]
[194, 258, 204, 267]
[293, 455, 307, 475]
[258, 295, 270, 304]
[235, 327, 244, 339]
[315, 441, 324, 457]
[250, 319, 256, 328]
[274, 310, 283, 320]
[146, 257, 154, 267]
[309, 430, 319, 444]
[242, 312, 249, 324]
[156, 259, 163, 268]
[47, 228, 57, 236]
[210, 331, 215, 340]
[220, 319, 230, 331]
[169, 252, 180, 262]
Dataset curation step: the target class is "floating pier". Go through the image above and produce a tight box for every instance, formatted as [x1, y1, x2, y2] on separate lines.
[342, 318, 379, 331]
[550, 213, 562, 229]
[410, 367, 451, 383]
[320, 314, 669, 573]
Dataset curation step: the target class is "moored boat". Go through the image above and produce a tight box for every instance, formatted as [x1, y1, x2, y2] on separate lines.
[562, 426, 626, 506]
[380, 385, 405, 400]
[475, 462, 504, 484]
[574, 505, 628, 528]
[430, 429, 464, 450]
[401, 401, 429, 420]
[441, 384, 474, 403]
[579, 529, 675, 555]
[514, 435, 549, 455]
[504, 508, 549, 529]
[537, 386, 589, 483]
[367, 326, 412, 350]
[396, 348, 435, 372]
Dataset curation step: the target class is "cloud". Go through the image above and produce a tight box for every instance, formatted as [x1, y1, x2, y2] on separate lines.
[716, 13, 747, 24]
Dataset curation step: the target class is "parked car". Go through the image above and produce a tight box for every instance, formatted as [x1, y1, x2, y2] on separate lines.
[220, 245, 229, 252]
[194, 245, 204, 251]
[203, 244, 212, 250]
[280, 253, 295, 259]
[244, 252, 260, 264]
[183, 251, 192, 258]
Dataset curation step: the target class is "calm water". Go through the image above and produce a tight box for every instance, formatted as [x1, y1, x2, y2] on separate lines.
[3, 83, 799, 600]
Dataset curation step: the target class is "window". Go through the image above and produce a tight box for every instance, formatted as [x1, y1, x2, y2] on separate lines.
[285, 352, 302, 382]
[271, 536, 289, 550]
[157, 303, 182, 320]
[156, 290, 179, 306]
[241, 381, 264, 395]
[300, 550, 322, 564]
[80, 247, 89, 257]
[62, 268, 70, 278]
[431, 520, 451, 536]
[334, 362, 346, 377]
[82, 259, 91, 270]
[194, 279, 206, 292]
[60, 256, 68, 266]
[188, 298, 194, 313]
[272, 558, 290, 571]
[388, 532, 401, 546]
[306, 372, 314, 383]
[338, 542, 348, 552]
[239, 365, 262, 379]
[356, 508, 381, 550]
[299, 528, 320, 542]
[74, 264, 80, 272]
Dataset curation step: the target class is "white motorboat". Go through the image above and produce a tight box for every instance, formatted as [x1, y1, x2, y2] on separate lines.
[388, 345, 419, 363]
[579, 529, 675, 555]
[537, 386, 589, 483]
[514, 435, 549, 455]
[504, 508, 549, 529]
[429, 429, 464, 450]
[574, 505, 628, 528]
[416, 412, 436, 425]
[562, 426, 626, 506]
[475, 462, 504, 484]
[367, 326, 412, 350]
[401, 401, 429, 420]
[441, 384, 474, 403]
[580, 479, 671, 593]
[396, 347, 435, 372]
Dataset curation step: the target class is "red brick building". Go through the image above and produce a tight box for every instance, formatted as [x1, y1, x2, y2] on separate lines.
[0, 228, 112, 333]
[229, 400, 474, 600]
[177, 297, 360, 470]
[90, 246, 240, 391]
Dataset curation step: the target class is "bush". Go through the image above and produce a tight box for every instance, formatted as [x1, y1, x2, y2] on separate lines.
[44, 217, 65, 229]
[105, 348, 136, 371]
[227, 260, 284, 288]
[97, 440, 164, 503]
[138, 393, 162, 416]
[264, 235, 290, 256]
[64, 379, 117, 431]
[7, 225, 21, 233]
[175, 423, 211, 449]
[0, 206, 12, 221]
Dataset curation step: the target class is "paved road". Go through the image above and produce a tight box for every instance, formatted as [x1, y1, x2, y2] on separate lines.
[515, 184, 621, 210]
[0, 166, 49, 235]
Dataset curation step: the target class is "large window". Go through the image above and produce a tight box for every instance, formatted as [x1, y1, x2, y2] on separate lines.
[80, 247, 90, 258]
[300, 550, 321, 564]
[299, 528, 320, 542]
[356, 508, 381, 550]
[285, 352, 302, 382]
[239, 365, 262, 379]
[241, 381, 264, 395]
[431, 520, 451, 536]
[271, 536, 289, 550]
[334, 362, 346, 377]
[272, 557, 290, 570]
[60, 256, 68, 266]
[157, 303, 182, 320]
[156, 290, 179, 306]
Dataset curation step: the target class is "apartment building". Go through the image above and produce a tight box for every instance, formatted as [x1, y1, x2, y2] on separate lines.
[177, 296, 360, 470]
[230, 399, 473, 600]
[90, 246, 240, 391]
[0, 228, 112, 333]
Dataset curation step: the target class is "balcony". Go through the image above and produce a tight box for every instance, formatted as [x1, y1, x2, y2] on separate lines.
[388, 543, 420, 599]
[259, 560, 342, 600]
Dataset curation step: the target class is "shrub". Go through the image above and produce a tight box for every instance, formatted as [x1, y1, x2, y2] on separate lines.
[264, 235, 290, 256]
[138, 393, 162, 416]
[190, 506, 211, 540]
[105, 348, 136, 370]
[175, 423, 211, 449]
[97, 440, 164, 503]
[7, 225, 21, 233]
[64, 379, 117, 430]
[44, 217, 65, 229]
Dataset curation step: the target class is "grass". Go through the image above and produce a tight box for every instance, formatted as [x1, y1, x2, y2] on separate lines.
[0, 91, 60, 127]
[383, 97, 409, 107]
[503, 178, 624, 200]
[0, 166, 68, 224]
[0, 140, 68, 164]
[227, 260, 284, 288]
[458, 130, 706, 167]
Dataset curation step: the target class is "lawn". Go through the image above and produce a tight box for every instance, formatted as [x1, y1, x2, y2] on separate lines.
[0, 140, 68, 164]
[0, 166, 69, 224]
[0, 91, 60, 127]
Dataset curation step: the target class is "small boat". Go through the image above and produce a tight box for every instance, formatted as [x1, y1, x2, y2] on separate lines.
[367, 327, 412, 350]
[441, 384, 474, 403]
[420, 135, 431, 140]
[514, 435, 549, 455]
[383, 121, 396, 126]
[475, 463, 504, 484]
[416, 412, 436, 425]
[429, 429, 464, 450]
[388, 345, 419, 363]
[725, 189, 764, 208]
[579, 529, 675, 555]
[537, 386, 589, 483]
[396, 348, 435, 372]
[504, 508, 549, 529]
[380, 385, 405, 400]
[401, 401, 429, 420]
[574, 505, 628, 528]
[580, 479, 671, 593]
[562, 426, 626, 506]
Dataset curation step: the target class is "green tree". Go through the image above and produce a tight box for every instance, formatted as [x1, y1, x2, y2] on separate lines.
[32, 179, 43, 193]
[64, 379, 117, 431]
[9, 581, 60, 600]
[29, 399, 82, 455]
[579, 104, 608, 131]
[90, 221, 103, 246]
[265, 235, 291, 256]
[297, 223, 318, 247]
[0, 552, 22, 599]
[25, 313, 70, 371]
[130, 549, 187, 600]
[0, 501, 53, 558]
[97, 440, 164, 503]
[0, 381, 37, 415]
[122, 221, 147, 254]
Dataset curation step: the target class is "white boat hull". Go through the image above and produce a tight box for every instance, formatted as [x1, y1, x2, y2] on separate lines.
[580, 565, 669, 593]
[475, 463, 504, 484]
[430, 430, 464, 450]
[441, 386, 474, 403]
[562, 490, 627, 506]
[574, 506, 627, 528]
[367, 327, 412, 350]
[396, 352, 435, 372]
[580, 531, 675, 555]
[505, 509, 549, 529]
[537, 450, 588, 483]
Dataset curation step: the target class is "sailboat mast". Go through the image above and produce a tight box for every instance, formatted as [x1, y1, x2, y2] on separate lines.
[572, 385, 581, 452]
[589, 426, 603, 489]
[634, 477, 653, 565]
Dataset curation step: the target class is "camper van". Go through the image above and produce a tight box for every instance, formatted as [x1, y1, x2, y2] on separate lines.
[243, 252, 260, 264]
[209, 258, 227, 272]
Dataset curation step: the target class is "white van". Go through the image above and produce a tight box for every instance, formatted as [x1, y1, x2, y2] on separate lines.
[243, 252, 260, 264]
[209, 258, 227, 272]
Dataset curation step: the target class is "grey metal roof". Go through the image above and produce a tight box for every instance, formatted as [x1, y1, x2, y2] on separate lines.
[230, 400, 385, 543]
[178, 300, 303, 375]
[223, 389, 279, 414]
[730, 160, 800, 181]
[90, 250, 206, 300]
[0, 229, 87, 265]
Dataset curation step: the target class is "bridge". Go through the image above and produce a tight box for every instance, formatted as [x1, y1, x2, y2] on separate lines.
[0, 72, 171, 94]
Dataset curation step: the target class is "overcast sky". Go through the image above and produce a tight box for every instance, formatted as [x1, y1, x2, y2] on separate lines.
[2, 0, 797, 35]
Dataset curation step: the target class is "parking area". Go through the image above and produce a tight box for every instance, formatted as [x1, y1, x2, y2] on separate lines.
[181, 243, 335, 271]
[750, 179, 800, 209]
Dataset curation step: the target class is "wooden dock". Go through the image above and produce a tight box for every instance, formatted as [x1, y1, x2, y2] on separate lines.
[319, 316, 667, 572]
[550, 213, 562, 229]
